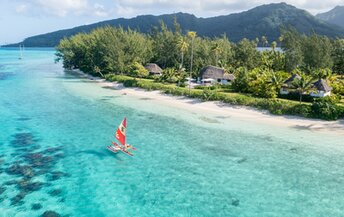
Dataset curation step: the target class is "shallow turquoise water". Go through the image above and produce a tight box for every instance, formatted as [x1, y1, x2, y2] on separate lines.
[0, 48, 343, 217]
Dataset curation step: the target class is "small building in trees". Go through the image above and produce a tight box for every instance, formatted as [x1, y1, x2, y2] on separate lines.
[199, 65, 235, 86]
[280, 75, 332, 97]
[144, 63, 163, 76]
[310, 79, 332, 97]
[280, 74, 301, 95]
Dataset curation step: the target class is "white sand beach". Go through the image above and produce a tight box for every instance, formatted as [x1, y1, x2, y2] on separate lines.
[74, 70, 344, 136]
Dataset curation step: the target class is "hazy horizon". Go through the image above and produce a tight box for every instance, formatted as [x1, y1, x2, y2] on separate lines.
[0, 0, 342, 45]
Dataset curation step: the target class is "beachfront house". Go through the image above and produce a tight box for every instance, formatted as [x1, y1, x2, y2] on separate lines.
[199, 65, 235, 86]
[280, 75, 332, 97]
[280, 74, 301, 95]
[144, 63, 163, 76]
[310, 79, 332, 97]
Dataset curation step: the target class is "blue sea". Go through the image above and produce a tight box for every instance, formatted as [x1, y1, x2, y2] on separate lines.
[0, 48, 343, 217]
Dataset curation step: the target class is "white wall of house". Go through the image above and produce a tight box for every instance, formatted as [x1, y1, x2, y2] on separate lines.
[201, 78, 232, 86]
[201, 78, 216, 86]
[279, 88, 289, 95]
[310, 91, 331, 97]
[220, 79, 232, 85]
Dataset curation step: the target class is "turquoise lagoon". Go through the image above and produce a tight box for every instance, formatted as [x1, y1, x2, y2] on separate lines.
[0, 48, 343, 217]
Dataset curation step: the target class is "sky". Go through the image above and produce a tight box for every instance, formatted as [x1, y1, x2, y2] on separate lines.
[0, 0, 343, 45]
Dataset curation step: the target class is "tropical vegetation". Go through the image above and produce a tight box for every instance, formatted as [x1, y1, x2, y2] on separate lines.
[56, 22, 344, 120]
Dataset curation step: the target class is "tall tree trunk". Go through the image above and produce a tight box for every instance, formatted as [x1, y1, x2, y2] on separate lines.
[181, 52, 184, 69]
[189, 38, 194, 92]
[215, 53, 218, 66]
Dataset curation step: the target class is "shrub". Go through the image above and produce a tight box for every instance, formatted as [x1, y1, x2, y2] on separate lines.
[129, 62, 149, 78]
[278, 92, 314, 102]
[286, 104, 312, 117]
[311, 97, 342, 120]
[331, 80, 344, 96]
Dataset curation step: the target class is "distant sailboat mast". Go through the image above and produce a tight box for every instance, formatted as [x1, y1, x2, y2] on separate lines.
[19, 44, 23, 60]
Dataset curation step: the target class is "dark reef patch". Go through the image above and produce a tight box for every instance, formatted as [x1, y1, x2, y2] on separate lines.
[48, 189, 62, 197]
[11, 191, 27, 206]
[41, 210, 61, 217]
[0, 186, 6, 195]
[31, 203, 43, 210]
[17, 180, 44, 193]
[17, 117, 31, 121]
[46, 171, 69, 182]
[4, 180, 18, 186]
[22, 152, 55, 169]
[231, 198, 240, 206]
[5, 164, 35, 178]
[11, 132, 37, 147]
[4, 130, 67, 208]
[41, 147, 63, 154]
[0, 72, 14, 80]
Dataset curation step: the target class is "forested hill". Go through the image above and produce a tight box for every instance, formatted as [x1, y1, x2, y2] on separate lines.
[316, 6, 344, 28]
[5, 2, 344, 47]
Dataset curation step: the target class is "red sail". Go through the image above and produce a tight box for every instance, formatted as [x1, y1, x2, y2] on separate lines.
[115, 118, 126, 145]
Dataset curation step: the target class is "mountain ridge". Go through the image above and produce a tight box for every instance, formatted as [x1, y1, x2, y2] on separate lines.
[4, 2, 344, 47]
[316, 6, 344, 28]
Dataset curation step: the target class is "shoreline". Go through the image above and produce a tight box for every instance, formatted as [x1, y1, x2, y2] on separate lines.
[72, 70, 344, 136]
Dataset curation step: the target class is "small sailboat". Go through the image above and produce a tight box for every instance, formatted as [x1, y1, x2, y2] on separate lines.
[18, 45, 23, 60]
[107, 118, 136, 156]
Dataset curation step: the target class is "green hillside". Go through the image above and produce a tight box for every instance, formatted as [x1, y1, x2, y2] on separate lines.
[5, 3, 344, 47]
[316, 6, 344, 28]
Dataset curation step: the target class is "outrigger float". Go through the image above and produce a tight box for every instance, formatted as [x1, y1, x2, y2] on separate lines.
[107, 118, 136, 156]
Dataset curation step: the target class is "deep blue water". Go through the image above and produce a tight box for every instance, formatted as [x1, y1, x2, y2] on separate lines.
[0, 48, 343, 217]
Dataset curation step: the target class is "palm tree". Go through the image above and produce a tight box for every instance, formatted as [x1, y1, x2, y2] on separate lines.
[94, 66, 104, 77]
[187, 31, 197, 91]
[261, 36, 268, 47]
[292, 73, 315, 103]
[211, 43, 221, 66]
[271, 41, 277, 52]
[255, 37, 260, 46]
[266, 70, 285, 90]
[177, 37, 189, 70]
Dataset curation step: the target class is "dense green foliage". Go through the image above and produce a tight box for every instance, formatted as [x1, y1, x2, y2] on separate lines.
[56, 22, 344, 120]
[6, 3, 344, 47]
[282, 28, 344, 75]
[311, 97, 344, 120]
[56, 27, 152, 74]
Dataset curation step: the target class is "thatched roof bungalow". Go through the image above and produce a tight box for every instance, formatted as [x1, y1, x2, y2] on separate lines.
[199, 65, 235, 85]
[310, 79, 332, 97]
[284, 74, 301, 86]
[280, 74, 301, 95]
[144, 63, 162, 76]
[280, 75, 332, 97]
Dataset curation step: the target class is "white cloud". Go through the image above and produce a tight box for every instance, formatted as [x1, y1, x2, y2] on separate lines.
[114, 0, 344, 17]
[15, 4, 28, 13]
[10, 0, 344, 19]
[93, 3, 110, 17]
[35, 0, 88, 16]
[13, 0, 112, 17]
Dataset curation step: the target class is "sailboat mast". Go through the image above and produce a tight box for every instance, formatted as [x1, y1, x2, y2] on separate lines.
[19, 45, 23, 59]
